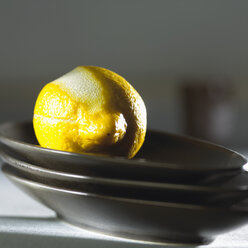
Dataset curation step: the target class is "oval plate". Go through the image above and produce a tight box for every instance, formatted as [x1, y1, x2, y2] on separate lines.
[0, 121, 246, 183]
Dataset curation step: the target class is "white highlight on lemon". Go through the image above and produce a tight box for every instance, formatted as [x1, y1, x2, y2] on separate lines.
[115, 113, 127, 134]
[52, 67, 103, 111]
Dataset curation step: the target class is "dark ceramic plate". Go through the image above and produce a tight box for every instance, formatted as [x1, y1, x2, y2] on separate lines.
[3, 163, 248, 246]
[2, 152, 248, 207]
[0, 121, 246, 183]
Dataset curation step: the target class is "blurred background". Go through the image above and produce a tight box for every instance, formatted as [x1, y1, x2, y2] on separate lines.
[1, 0, 248, 148]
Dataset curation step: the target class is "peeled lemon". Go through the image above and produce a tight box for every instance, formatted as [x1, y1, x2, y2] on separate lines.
[33, 66, 147, 158]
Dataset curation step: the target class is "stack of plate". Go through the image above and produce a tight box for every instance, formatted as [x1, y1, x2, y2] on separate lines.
[1, 121, 248, 246]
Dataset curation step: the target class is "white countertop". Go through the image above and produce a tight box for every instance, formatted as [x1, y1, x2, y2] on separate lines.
[1, 159, 248, 248]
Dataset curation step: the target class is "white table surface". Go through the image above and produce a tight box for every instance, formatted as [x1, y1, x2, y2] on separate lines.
[1, 158, 248, 248]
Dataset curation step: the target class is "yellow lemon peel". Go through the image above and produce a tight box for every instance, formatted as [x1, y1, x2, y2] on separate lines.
[33, 66, 147, 158]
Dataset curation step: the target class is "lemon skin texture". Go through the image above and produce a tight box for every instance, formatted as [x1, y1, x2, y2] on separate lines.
[33, 66, 147, 159]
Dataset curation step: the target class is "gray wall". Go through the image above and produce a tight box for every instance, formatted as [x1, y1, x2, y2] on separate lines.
[1, 0, 248, 146]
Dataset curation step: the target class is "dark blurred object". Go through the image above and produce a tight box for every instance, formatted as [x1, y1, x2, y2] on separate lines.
[181, 78, 235, 145]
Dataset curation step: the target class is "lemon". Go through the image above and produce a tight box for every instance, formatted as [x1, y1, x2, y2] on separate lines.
[33, 66, 147, 158]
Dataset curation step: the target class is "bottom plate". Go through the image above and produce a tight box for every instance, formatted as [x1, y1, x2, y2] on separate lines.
[3, 164, 248, 246]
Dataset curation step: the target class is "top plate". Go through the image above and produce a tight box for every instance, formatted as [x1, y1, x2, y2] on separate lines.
[0, 121, 246, 183]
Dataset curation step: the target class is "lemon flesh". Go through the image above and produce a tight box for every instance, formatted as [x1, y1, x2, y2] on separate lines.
[33, 66, 147, 158]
